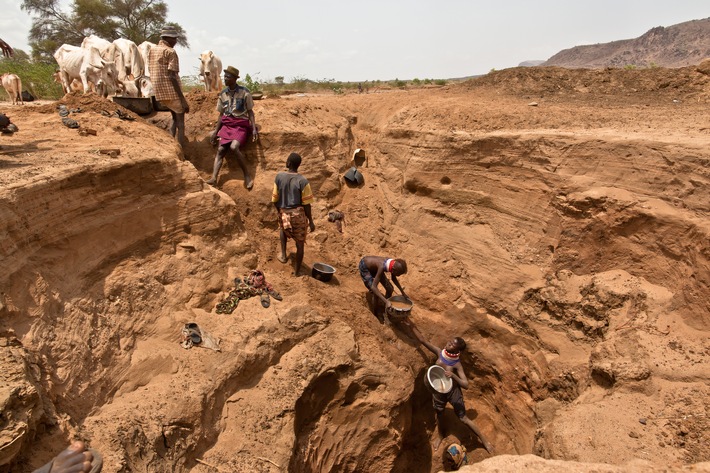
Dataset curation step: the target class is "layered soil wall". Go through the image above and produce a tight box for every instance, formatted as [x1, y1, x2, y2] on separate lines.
[1, 66, 709, 472]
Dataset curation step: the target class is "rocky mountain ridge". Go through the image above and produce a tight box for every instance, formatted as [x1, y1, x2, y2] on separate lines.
[542, 17, 710, 68]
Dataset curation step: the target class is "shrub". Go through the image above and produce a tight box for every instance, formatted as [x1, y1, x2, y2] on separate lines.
[0, 55, 63, 100]
[240, 74, 262, 93]
[434, 79, 447, 86]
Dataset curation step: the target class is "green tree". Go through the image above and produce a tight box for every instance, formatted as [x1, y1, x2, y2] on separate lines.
[21, 0, 187, 62]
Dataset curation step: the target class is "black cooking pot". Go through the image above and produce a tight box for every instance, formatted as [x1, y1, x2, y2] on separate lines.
[312, 263, 336, 282]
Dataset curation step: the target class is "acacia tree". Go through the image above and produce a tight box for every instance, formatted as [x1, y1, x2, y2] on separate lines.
[22, 0, 188, 62]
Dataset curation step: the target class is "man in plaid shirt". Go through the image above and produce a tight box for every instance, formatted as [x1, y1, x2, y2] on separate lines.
[149, 26, 190, 148]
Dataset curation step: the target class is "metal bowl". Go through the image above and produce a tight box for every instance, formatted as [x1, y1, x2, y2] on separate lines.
[388, 295, 413, 314]
[312, 263, 336, 282]
[344, 166, 364, 185]
[425, 365, 453, 394]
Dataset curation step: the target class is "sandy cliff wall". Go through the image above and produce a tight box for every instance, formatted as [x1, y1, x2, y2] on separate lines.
[1, 67, 709, 472]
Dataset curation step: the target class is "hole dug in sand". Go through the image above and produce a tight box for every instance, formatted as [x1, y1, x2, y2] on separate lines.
[1, 70, 709, 472]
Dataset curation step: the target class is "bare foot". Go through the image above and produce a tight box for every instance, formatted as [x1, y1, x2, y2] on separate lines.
[245, 176, 254, 190]
[206, 178, 216, 186]
[277, 254, 287, 264]
[34, 440, 99, 473]
[484, 441, 495, 455]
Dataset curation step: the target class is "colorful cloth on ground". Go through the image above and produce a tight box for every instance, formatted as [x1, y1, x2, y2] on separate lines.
[216, 85, 254, 120]
[272, 171, 314, 208]
[358, 258, 395, 294]
[279, 207, 308, 242]
[246, 269, 274, 292]
[439, 349, 461, 366]
[217, 116, 251, 145]
[215, 271, 281, 314]
[148, 40, 182, 102]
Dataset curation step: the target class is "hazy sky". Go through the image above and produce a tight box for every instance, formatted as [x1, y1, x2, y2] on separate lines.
[1, 0, 708, 82]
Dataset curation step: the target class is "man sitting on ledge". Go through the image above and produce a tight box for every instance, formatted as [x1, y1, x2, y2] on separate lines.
[207, 65, 259, 188]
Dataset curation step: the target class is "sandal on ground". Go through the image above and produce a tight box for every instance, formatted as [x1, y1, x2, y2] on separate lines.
[268, 290, 283, 301]
[260, 293, 271, 308]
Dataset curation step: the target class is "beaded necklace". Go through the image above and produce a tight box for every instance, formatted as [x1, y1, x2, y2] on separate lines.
[439, 348, 460, 366]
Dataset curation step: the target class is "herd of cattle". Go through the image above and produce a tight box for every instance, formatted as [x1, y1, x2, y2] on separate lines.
[1, 35, 225, 105]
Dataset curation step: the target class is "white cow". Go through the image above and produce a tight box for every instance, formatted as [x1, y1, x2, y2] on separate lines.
[1, 73, 23, 105]
[54, 44, 119, 98]
[81, 34, 126, 84]
[138, 41, 156, 78]
[137, 76, 154, 97]
[199, 50, 223, 92]
[113, 38, 144, 79]
[117, 76, 154, 98]
[53, 71, 84, 93]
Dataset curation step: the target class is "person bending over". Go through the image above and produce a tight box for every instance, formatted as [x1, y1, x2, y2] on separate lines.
[358, 256, 408, 325]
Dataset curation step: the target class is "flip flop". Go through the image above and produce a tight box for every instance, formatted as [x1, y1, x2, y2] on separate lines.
[260, 293, 270, 308]
[268, 290, 283, 301]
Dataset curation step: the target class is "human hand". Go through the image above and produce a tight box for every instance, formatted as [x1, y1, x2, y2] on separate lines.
[209, 131, 218, 146]
[182, 101, 190, 114]
[252, 127, 259, 142]
[309, 220, 315, 232]
[444, 371, 453, 378]
[0, 39, 13, 58]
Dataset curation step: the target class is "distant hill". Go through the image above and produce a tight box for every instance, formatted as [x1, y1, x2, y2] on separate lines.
[519, 60, 545, 67]
[543, 17, 710, 68]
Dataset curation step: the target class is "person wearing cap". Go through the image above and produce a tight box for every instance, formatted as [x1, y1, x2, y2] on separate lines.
[358, 256, 408, 325]
[206, 65, 258, 188]
[271, 152, 315, 276]
[148, 26, 190, 148]
[410, 324, 495, 454]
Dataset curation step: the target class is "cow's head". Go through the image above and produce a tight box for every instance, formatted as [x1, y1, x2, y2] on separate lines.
[138, 76, 154, 98]
[99, 59, 120, 97]
[200, 51, 214, 63]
